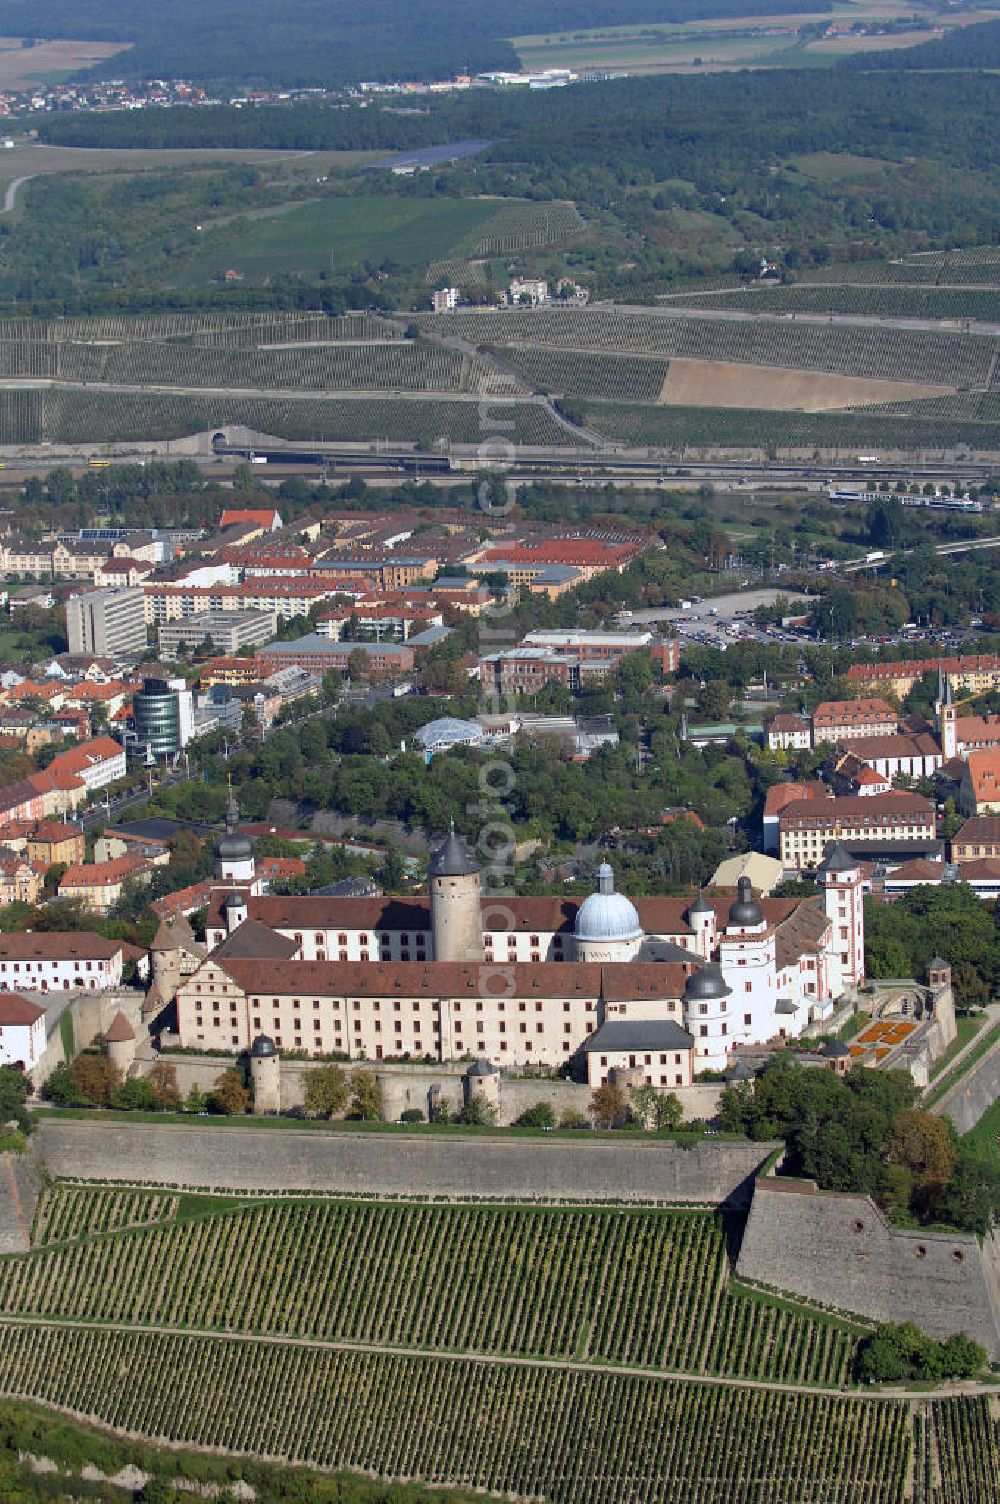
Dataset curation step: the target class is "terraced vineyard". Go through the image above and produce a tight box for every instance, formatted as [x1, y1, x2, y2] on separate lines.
[416, 308, 997, 386]
[658, 286, 1000, 322]
[0, 1196, 857, 1384]
[0, 1184, 993, 1501]
[499, 347, 670, 402]
[40, 341, 519, 394]
[0, 1323, 931, 1504]
[577, 400, 1000, 455]
[465, 200, 584, 256]
[32, 1186, 179, 1246]
[32, 389, 574, 448]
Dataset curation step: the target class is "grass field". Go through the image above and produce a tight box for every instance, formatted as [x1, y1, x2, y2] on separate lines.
[173, 195, 507, 285]
[0, 36, 129, 88]
[963, 1096, 1000, 1164]
[512, 0, 995, 75]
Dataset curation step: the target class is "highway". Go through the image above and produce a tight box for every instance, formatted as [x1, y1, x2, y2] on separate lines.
[839, 533, 1000, 573]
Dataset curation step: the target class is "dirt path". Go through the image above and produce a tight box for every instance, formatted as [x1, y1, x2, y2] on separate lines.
[0, 174, 33, 214]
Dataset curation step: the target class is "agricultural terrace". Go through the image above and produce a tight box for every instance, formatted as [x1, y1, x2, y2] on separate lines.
[16, 1190, 858, 1385]
[0, 1183, 990, 1501]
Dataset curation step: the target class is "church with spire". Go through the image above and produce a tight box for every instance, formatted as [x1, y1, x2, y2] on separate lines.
[170, 808, 864, 1078]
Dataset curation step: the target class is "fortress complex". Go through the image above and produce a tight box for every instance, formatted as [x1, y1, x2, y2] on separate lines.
[168, 808, 865, 1077]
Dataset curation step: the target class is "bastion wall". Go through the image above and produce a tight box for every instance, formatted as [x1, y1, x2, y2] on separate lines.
[34, 1119, 773, 1205]
[736, 1177, 1000, 1358]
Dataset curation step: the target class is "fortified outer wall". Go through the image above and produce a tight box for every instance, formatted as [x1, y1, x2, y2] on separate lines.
[138, 1055, 723, 1126]
[737, 1178, 1000, 1358]
[932, 1039, 1000, 1135]
[34, 1119, 775, 1205]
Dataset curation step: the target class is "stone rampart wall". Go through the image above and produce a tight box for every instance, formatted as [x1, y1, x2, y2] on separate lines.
[141, 1055, 723, 1126]
[736, 1178, 1000, 1358]
[932, 1039, 1000, 1135]
[34, 1119, 774, 1206]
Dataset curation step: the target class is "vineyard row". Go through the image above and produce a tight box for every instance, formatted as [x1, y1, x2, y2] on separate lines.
[3, 1196, 854, 1385]
[0, 1322, 943, 1504]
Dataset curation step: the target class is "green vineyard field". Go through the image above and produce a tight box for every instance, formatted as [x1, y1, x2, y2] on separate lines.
[499, 346, 670, 402]
[32, 1186, 180, 1246]
[0, 1323, 933, 1504]
[30, 389, 573, 447]
[414, 309, 997, 386]
[0, 1185, 995, 1502]
[657, 286, 1000, 322]
[578, 400, 1000, 453]
[0, 1196, 856, 1384]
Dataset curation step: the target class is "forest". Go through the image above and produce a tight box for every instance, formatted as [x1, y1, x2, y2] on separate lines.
[0, 0, 826, 87]
[21, 65, 1000, 315]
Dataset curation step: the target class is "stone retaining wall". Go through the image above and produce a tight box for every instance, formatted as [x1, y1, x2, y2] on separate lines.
[35, 1119, 774, 1206]
[736, 1177, 1000, 1357]
[933, 1039, 1000, 1135]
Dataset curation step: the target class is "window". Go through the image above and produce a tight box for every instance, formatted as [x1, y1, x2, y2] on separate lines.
[699, 1025, 708, 1037]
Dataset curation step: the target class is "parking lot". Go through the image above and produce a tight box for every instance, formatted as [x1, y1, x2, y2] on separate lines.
[620, 588, 813, 648]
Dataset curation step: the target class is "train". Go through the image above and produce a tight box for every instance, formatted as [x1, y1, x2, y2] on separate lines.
[828, 485, 983, 513]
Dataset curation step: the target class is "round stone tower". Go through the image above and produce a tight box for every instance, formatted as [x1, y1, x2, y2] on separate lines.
[428, 827, 483, 964]
[250, 1034, 280, 1115]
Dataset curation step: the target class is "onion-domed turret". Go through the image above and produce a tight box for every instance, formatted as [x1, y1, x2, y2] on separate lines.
[727, 876, 764, 929]
[216, 790, 255, 884]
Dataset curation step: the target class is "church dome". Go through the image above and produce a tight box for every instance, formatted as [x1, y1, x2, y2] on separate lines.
[684, 963, 732, 1002]
[728, 876, 764, 928]
[216, 792, 253, 862]
[574, 862, 643, 944]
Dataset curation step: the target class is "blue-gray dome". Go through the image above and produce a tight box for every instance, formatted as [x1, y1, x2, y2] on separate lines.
[728, 876, 764, 929]
[575, 863, 643, 944]
[217, 792, 253, 862]
[684, 963, 732, 1002]
[251, 1034, 277, 1058]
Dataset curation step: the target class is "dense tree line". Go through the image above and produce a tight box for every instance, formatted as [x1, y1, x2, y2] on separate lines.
[720, 1058, 1000, 1236]
[24, 65, 1000, 309]
[4, 0, 825, 89]
[841, 16, 1000, 72]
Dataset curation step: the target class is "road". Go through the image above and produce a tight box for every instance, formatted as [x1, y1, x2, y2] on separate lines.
[840, 533, 1000, 574]
[0, 175, 32, 215]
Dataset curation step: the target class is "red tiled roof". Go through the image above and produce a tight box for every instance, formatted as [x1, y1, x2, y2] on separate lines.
[0, 993, 44, 1025]
[0, 932, 125, 960]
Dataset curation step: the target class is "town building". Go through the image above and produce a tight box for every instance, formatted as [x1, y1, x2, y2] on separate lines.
[813, 699, 898, 744]
[952, 816, 1000, 861]
[25, 822, 85, 871]
[765, 713, 811, 752]
[845, 653, 1000, 701]
[0, 993, 45, 1072]
[157, 610, 277, 660]
[58, 854, 155, 913]
[958, 750, 1000, 817]
[778, 791, 937, 871]
[762, 781, 828, 853]
[0, 931, 141, 991]
[66, 587, 146, 660]
[255, 635, 414, 676]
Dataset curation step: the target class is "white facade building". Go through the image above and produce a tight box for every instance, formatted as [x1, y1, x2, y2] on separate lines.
[185, 834, 863, 1074]
[0, 933, 132, 992]
[0, 993, 46, 1071]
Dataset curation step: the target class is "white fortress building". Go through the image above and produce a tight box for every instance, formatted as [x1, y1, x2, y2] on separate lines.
[171, 821, 866, 1079]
